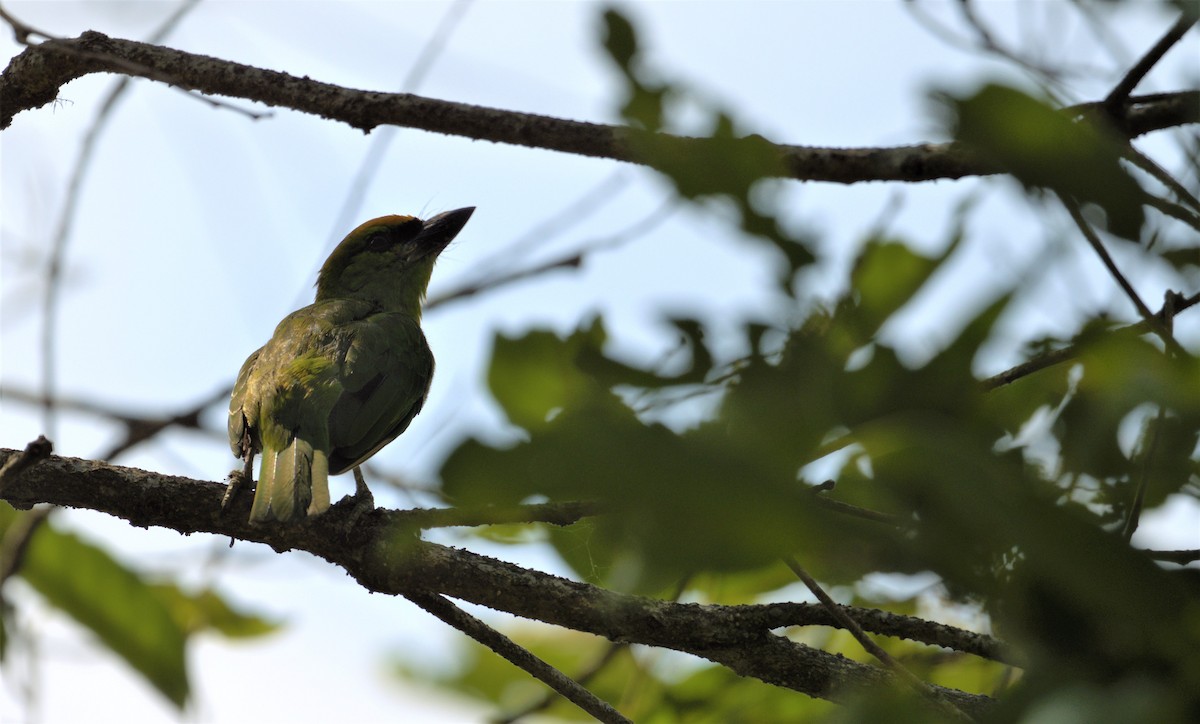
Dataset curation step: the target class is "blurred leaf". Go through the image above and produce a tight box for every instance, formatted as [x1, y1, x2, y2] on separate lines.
[982, 361, 1072, 437]
[854, 412, 1200, 705]
[1058, 332, 1200, 481]
[487, 320, 607, 431]
[1160, 247, 1199, 271]
[602, 8, 666, 130]
[850, 236, 959, 337]
[397, 625, 833, 723]
[578, 316, 715, 388]
[0, 507, 279, 708]
[149, 584, 280, 639]
[1139, 414, 1200, 508]
[945, 84, 1145, 239]
[1, 508, 190, 708]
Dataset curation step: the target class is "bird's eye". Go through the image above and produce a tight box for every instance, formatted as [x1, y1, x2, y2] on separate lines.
[365, 231, 390, 251]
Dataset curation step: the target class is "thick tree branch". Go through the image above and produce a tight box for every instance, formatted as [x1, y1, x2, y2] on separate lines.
[0, 449, 998, 716]
[2, 32, 1196, 184]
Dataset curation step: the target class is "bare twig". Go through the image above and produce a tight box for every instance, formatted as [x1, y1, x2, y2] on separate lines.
[1060, 195, 1187, 357]
[494, 574, 691, 723]
[0, 2, 52, 43]
[404, 591, 631, 724]
[982, 345, 1078, 391]
[428, 252, 584, 309]
[1121, 408, 1165, 542]
[981, 290, 1199, 390]
[1105, 14, 1197, 109]
[957, 1, 1068, 90]
[1123, 146, 1200, 216]
[315, 0, 474, 306]
[35, 0, 202, 441]
[458, 169, 629, 282]
[1144, 549, 1200, 565]
[429, 196, 676, 309]
[0, 507, 53, 585]
[1, 386, 229, 460]
[496, 642, 629, 724]
[784, 556, 975, 723]
[394, 500, 603, 529]
[810, 482, 902, 525]
[1142, 192, 1200, 232]
[0, 437, 55, 597]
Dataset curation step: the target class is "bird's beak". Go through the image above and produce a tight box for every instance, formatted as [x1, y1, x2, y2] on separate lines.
[417, 207, 475, 256]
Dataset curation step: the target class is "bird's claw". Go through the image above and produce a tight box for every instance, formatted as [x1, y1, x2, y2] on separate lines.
[351, 466, 375, 509]
[222, 469, 249, 512]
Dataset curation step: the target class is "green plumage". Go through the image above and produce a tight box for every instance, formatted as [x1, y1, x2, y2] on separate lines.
[228, 209, 473, 522]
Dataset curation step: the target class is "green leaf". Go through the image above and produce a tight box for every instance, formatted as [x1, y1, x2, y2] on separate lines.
[487, 320, 608, 430]
[10, 510, 190, 708]
[945, 84, 1145, 239]
[150, 585, 280, 639]
[850, 236, 957, 336]
[577, 316, 714, 388]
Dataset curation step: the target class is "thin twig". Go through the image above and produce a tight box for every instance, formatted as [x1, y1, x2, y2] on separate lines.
[428, 252, 583, 309]
[311, 0, 473, 306]
[1144, 549, 1200, 564]
[784, 556, 975, 723]
[1121, 408, 1165, 542]
[957, 0, 1068, 90]
[404, 591, 631, 724]
[0, 2, 52, 43]
[495, 643, 628, 724]
[981, 345, 1079, 391]
[0, 386, 229, 461]
[981, 290, 1200, 390]
[0, 507, 53, 585]
[1123, 146, 1200, 215]
[1060, 195, 1187, 357]
[37, 0, 202, 441]
[394, 500, 603, 529]
[1105, 14, 1197, 108]
[463, 171, 629, 280]
[809, 481, 901, 525]
[494, 574, 691, 723]
[429, 197, 677, 310]
[1143, 192, 1200, 232]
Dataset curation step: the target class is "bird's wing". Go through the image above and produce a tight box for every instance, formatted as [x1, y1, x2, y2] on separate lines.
[325, 311, 434, 474]
[228, 346, 263, 457]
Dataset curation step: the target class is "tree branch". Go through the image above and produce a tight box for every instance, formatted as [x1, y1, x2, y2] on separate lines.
[2, 32, 1196, 184]
[404, 591, 631, 724]
[1104, 15, 1197, 110]
[0, 449, 999, 717]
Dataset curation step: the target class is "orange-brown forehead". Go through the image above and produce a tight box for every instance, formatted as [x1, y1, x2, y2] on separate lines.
[346, 214, 419, 239]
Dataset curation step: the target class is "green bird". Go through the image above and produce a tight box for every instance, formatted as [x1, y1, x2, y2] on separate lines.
[227, 207, 474, 523]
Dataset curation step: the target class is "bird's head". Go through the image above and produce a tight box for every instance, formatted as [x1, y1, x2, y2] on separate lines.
[316, 207, 474, 312]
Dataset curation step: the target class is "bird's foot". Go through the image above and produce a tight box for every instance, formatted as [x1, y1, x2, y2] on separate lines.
[222, 469, 250, 513]
[352, 466, 375, 509]
[339, 467, 376, 530]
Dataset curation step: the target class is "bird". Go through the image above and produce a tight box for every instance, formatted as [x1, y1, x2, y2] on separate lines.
[226, 207, 474, 522]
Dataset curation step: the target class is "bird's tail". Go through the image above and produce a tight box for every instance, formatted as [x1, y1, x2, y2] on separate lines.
[250, 438, 331, 523]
